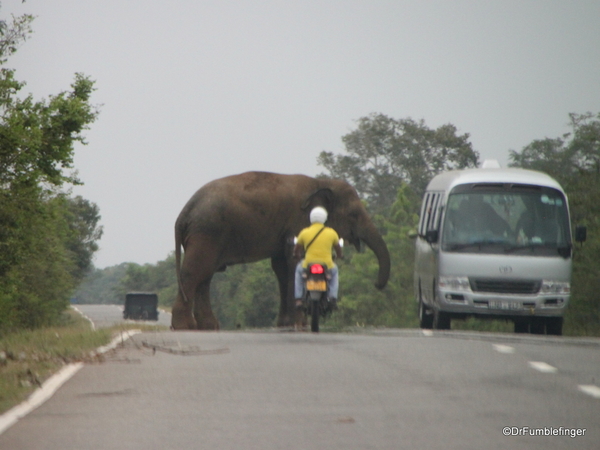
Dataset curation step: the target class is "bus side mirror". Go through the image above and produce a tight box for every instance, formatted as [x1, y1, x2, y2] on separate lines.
[575, 225, 587, 243]
[425, 229, 439, 244]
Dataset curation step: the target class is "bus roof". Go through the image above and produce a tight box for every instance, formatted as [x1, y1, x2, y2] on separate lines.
[425, 167, 564, 194]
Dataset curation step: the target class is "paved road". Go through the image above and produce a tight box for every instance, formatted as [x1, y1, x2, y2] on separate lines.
[1, 305, 599, 449]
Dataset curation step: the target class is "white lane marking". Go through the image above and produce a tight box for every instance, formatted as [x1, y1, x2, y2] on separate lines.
[0, 330, 141, 436]
[493, 344, 515, 354]
[528, 361, 558, 373]
[578, 385, 600, 399]
[422, 330, 433, 337]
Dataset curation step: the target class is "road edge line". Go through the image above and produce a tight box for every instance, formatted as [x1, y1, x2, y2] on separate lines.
[71, 305, 95, 330]
[0, 363, 84, 435]
[0, 329, 141, 436]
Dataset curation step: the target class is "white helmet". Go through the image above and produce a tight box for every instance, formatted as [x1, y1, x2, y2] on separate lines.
[310, 206, 328, 224]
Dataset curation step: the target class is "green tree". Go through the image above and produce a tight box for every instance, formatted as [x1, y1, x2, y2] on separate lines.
[55, 195, 103, 282]
[318, 113, 479, 214]
[73, 263, 131, 304]
[509, 113, 600, 182]
[0, 71, 98, 189]
[334, 185, 420, 328]
[0, 9, 101, 332]
[0, 191, 80, 329]
[211, 261, 279, 329]
[116, 254, 177, 305]
[235, 261, 279, 328]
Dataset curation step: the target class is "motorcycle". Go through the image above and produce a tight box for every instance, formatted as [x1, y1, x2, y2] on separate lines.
[302, 262, 333, 333]
[293, 236, 343, 332]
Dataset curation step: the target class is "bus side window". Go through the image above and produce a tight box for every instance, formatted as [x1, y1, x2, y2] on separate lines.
[418, 193, 433, 236]
[426, 193, 441, 231]
[419, 192, 442, 243]
[431, 195, 444, 231]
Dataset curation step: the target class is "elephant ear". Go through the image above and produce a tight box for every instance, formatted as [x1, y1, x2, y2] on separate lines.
[302, 188, 336, 213]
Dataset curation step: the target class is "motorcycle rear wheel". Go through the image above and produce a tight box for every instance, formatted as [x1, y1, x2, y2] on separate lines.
[310, 299, 320, 332]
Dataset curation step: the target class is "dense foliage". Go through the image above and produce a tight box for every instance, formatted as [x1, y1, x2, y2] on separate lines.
[317, 113, 479, 214]
[0, 11, 102, 332]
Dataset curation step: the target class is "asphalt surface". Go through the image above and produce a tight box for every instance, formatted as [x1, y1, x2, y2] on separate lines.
[0, 305, 599, 449]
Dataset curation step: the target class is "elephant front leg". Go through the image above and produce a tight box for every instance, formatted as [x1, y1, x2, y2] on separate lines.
[272, 254, 303, 328]
[271, 255, 290, 327]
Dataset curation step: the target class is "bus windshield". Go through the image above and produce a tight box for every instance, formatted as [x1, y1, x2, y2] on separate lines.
[441, 185, 571, 256]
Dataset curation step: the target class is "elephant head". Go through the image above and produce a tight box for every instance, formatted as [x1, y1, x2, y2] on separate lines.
[302, 180, 391, 290]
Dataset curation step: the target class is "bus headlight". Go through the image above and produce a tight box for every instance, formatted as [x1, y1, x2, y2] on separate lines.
[540, 280, 570, 294]
[439, 276, 471, 291]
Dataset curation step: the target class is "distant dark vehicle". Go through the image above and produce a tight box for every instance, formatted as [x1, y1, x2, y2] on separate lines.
[123, 292, 159, 321]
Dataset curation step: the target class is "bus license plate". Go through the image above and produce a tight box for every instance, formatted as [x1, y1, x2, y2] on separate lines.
[488, 300, 521, 311]
[306, 280, 327, 291]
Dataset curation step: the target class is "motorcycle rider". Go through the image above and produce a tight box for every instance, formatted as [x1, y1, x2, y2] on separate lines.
[293, 206, 343, 310]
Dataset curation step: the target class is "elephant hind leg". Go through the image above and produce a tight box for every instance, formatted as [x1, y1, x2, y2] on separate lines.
[171, 295, 197, 330]
[171, 234, 221, 330]
[193, 278, 219, 330]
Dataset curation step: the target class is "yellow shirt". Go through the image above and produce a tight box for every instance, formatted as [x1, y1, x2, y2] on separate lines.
[297, 223, 339, 268]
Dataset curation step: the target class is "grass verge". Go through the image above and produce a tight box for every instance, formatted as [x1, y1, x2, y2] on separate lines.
[0, 309, 111, 414]
[0, 308, 166, 415]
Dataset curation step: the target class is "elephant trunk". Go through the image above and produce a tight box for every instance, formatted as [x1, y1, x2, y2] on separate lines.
[361, 223, 391, 290]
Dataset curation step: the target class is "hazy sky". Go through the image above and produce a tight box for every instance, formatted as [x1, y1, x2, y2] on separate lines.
[3, 0, 599, 268]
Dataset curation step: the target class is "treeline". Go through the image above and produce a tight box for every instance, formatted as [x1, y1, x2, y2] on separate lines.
[0, 13, 102, 333]
[78, 112, 600, 336]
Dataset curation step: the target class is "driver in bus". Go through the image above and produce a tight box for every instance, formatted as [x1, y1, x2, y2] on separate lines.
[458, 195, 511, 239]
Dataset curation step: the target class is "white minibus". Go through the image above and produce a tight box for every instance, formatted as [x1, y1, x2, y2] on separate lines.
[414, 162, 586, 335]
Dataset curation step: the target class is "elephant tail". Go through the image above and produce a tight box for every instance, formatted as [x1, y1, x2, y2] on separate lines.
[175, 223, 189, 304]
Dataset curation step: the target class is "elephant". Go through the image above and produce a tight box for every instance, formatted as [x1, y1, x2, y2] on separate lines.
[171, 171, 391, 330]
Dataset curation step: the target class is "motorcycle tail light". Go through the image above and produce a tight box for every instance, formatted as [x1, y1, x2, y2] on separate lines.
[310, 264, 324, 274]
